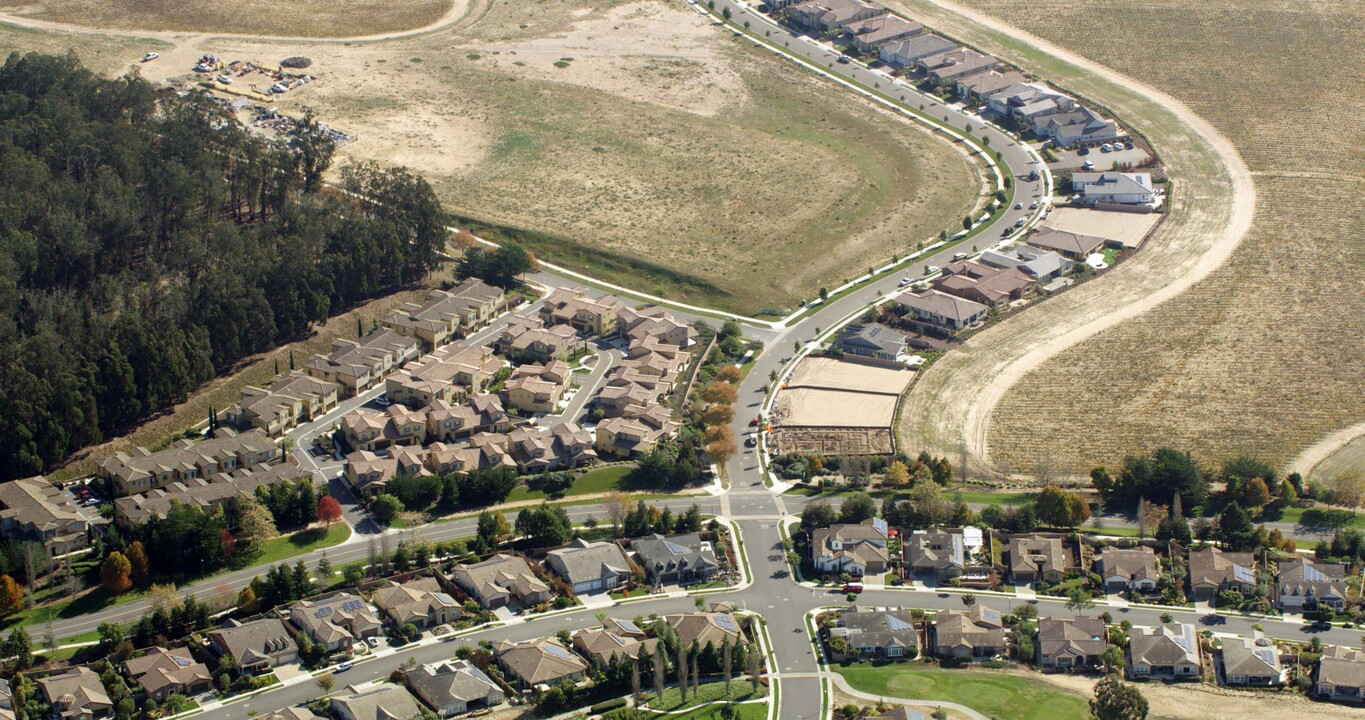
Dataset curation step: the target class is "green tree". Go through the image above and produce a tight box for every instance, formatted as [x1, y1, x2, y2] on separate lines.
[236, 495, 279, 544]
[514, 504, 574, 547]
[1217, 502, 1257, 552]
[800, 502, 838, 531]
[477, 511, 512, 546]
[370, 494, 404, 525]
[1090, 675, 1148, 720]
[839, 492, 877, 524]
[2, 627, 32, 670]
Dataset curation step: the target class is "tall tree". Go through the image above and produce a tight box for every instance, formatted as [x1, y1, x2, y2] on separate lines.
[101, 552, 132, 594]
[1090, 675, 1148, 720]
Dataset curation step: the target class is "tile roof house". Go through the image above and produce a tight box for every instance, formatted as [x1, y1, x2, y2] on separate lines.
[786, 0, 883, 32]
[933, 261, 1037, 307]
[382, 279, 506, 350]
[617, 306, 698, 351]
[1025, 226, 1109, 261]
[494, 638, 589, 691]
[917, 47, 999, 84]
[342, 450, 401, 497]
[425, 396, 510, 443]
[503, 361, 571, 414]
[978, 245, 1073, 281]
[1316, 646, 1365, 702]
[545, 538, 633, 595]
[304, 330, 421, 397]
[541, 287, 625, 336]
[835, 324, 907, 360]
[932, 606, 1006, 659]
[339, 405, 428, 453]
[1275, 558, 1347, 612]
[1127, 623, 1200, 679]
[258, 708, 325, 720]
[227, 372, 340, 437]
[36, 667, 112, 720]
[830, 608, 919, 659]
[97, 429, 280, 497]
[509, 423, 597, 472]
[632, 533, 721, 587]
[372, 577, 462, 629]
[115, 460, 316, 529]
[879, 32, 957, 68]
[385, 343, 504, 409]
[904, 529, 965, 580]
[121, 647, 213, 701]
[1071, 172, 1155, 205]
[1035, 106, 1119, 147]
[1188, 547, 1256, 602]
[955, 69, 1026, 101]
[405, 660, 504, 717]
[289, 593, 383, 652]
[453, 554, 551, 609]
[0, 477, 94, 557]
[985, 83, 1076, 127]
[1007, 535, 1067, 585]
[1037, 616, 1107, 670]
[595, 406, 679, 459]
[1096, 547, 1160, 592]
[573, 623, 657, 667]
[330, 685, 422, 720]
[205, 618, 298, 673]
[895, 290, 989, 333]
[494, 316, 581, 362]
[665, 611, 746, 651]
[843, 14, 922, 52]
[811, 519, 891, 576]
[1221, 635, 1285, 686]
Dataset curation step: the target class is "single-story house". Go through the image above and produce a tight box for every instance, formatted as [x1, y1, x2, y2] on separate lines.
[1317, 646, 1365, 702]
[1071, 172, 1155, 205]
[830, 608, 919, 659]
[895, 290, 989, 333]
[932, 606, 1006, 659]
[453, 554, 552, 609]
[121, 647, 213, 701]
[1096, 547, 1160, 592]
[405, 660, 504, 717]
[811, 519, 890, 576]
[331, 685, 422, 720]
[371, 577, 462, 629]
[494, 638, 589, 691]
[1275, 558, 1348, 612]
[1007, 535, 1067, 585]
[835, 323, 907, 360]
[1127, 623, 1200, 679]
[631, 533, 720, 587]
[1188, 547, 1256, 603]
[1221, 636, 1285, 687]
[545, 538, 633, 595]
[206, 618, 298, 674]
[1037, 616, 1106, 670]
[1025, 226, 1109, 261]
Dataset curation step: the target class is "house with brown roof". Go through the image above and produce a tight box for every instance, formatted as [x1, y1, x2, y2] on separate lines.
[205, 618, 298, 673]
[304, 330, 421, 397]
[1007, 535, 1067, 585]
[546, 538, 632, 595]
[1096, 547, 1160, 592]
[228, 372, 340, 436]
[507, 424, 597, 473]
[1188, 547, 1256, 602]
[0, 477, 95, 558]
[504, 361, 571, 414]
[36, 667, 112, 720]
[541, 287, 625, 336]
[494, 316, 581, 362]
[811, 519, 890, 576]
[114, 460, 316, 529]
[786, 0, 883, 33]
[879, 32, 956, 68]
[895, 290, 989, 333]
[932, 606, 1006, 659]
[632, 533, 721, 587]
[1275, 558, 1347, 612]
[339, 405, 427, 453]
[664, 611, 746, 652]
[1221, 635, 1285, 686]
[371, 577, 461, 629]
[573, 624, 657, 667]
[494, 637, 589, 691]
[385, 343, 504, 409]
[916, 47, 998, 85]
[382, 279, 506, 350]
[1316, 646, 1365, 702]
[330, 685, 422, 720]
[343, 451, 399, 496]
[289, 593, 383, 652]
[1025, 226, 1109, 261]
[1127, 623, 1200, 679]
[904, 529, 966, 580]
[933, 261, 1037, 308]
[122, 647, 212, 701]
[595, 406, 678, 459]
[829, 608, 919, 659]
[405, 660, 504, 717]
[955, 69, 1026, 101]
[843, 14, 922, 53]
[617, 306, 698, 351]
[421, 436, 514, 477]
[425, 396, 510, 442]
[97, 429, 280, 497]
[1037, 616, 1106, 670]
[453, 554, 551, 609]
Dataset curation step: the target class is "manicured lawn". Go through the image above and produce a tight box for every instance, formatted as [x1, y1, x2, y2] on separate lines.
[952, 491, 1035, 507]
[503, 466, 640, 503]
[834, 663, 1089, 720]
[1275, 504, 1365, 530]
[637, 703, 767, 720]
[1080, 525, 1140, 537]
[648, 681, 767, 711]
[252, 523, 351, 566]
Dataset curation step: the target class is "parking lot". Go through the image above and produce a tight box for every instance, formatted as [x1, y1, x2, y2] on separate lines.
[1047, 141, 1151, 172]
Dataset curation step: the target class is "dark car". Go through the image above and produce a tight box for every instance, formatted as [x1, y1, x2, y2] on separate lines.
[836, 56, 850, 64]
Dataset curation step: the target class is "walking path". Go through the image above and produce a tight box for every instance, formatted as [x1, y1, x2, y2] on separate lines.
[827, 672, 989, 720]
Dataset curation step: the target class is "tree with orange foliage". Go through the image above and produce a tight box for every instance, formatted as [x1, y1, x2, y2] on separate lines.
[0, 574, 24, 616]
[317, 496, 343, 526]
[702, 403, 735, 427]
[715, 366, 742, 384]
[702, 381, 738, 405]
[101, 552, 132, 594]
[125, 541, 150, 581]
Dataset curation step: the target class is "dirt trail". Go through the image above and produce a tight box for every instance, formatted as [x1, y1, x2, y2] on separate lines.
[893, 0, 1255, 475]
[1026, 669, 1358, 720]
[1284, 421, 1365, 478]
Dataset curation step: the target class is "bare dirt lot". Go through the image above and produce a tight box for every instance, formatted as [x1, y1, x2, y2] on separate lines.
[787, 357, 916, 394]
[779, 388, 899, 428]
[772, 428, 894, 455]
[0, 0, 453, 37]
[1044, 206, 1162, 249]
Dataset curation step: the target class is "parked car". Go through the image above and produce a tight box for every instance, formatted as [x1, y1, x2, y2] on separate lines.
[1029, 201, 1039, 209]
[1082, 160, 1096, 170]
[952, 252, 968, 261]
[142, 52, 159, 62]
[843, 583, 864, 593]
[336, 662, 353, 672]
[749, 416, 761, 427]
[1077, 146, 1089, 156]
[1125, 141, 1135, 150]
[924, 265, 940, 275]
[836, 56, 850, 64]
[897, 277, 910, 287]
[745, 436, 758, 448]
[216, 75, 233, 85]
[1014, 218, 1026, 228]
[1014, 202, 1023, 210]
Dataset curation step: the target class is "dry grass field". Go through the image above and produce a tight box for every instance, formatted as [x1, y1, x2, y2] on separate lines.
[0, 0, 453, 37]
[0, 21, 172, 74]
[951, 0, 1365, 474]
[187, 0, 984, 313]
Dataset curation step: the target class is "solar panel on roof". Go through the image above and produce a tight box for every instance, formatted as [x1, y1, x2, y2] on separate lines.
[544, 644, 577, 661]
[886, 616, 913, 632]
[1232, 566, 1255, 584]
[1304, 565, 1326, 582]
[616, 619, 641, 633]
[715, 615, 739, 633]
[172, 656, 193, 667]
[341, 599, 365, 612]
[315, 607, 333, 618]
[433, 593, 456, 605]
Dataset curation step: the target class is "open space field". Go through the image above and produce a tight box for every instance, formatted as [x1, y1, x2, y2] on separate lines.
[0, 0, 454, 37]
[0, 20, 172, 74]
[934, 0, 1364, 476]
[833, 663, 1090, 720]
[787, 357, 916, 394]
[1043, 206, 1162, 249]
[1306, 433, 1365, 484]
[182, 0, 984, 313]
[779, 389, 899, 428]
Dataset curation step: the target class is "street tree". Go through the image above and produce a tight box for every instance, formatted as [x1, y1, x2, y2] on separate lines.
[317, 496, 343, 525]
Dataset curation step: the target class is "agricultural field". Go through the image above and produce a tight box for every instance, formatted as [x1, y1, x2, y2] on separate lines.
[0, 0, 454, 37]
[181, 0, 984, 313]
[894, 0, 1363, 479]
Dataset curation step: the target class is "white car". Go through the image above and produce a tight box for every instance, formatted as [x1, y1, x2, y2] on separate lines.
[142, 52, 159, 62]
[924, 265, 940, 275]
[216, 75, 233, 85]
[1014, 202, 1023, 210]
[952, 252, 968, 261]
[366, 637, 380, 648]
[1029, 201, 1039, 209]
[897, 277, 910, 287]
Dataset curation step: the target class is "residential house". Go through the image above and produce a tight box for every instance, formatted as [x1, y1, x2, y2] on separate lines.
[1071, 172, 1156, 205]
[1025, 226, 1108, 261]
[895, 290, 989, 333]
[1037, 616, 1106, 670]
[385, 343, 504, 409]
[978, 245, 1073, 281]
[372, 577, 462, 630]
[1316, 646, 1365, 702]
[405, 660, 504, 717]
[304, 330, 421, 397]
[503, 361, 571, 414]
[917, 47, 998, 85]
[205, 618, 298, 673]
[811, 519, 890, 576]
[1096, 547, 1160, 592]
[829, 608, 919, 659]
[289, 593, 383, 652]
[1007, 535, 1067, 585]
[330, 685, 422, 720]
[227, 372, 340, 436]
[343, 451, 399, 497]
[507, 423, 597, 472]
[933, 261, 1037, 307]
[36, 667, 112, 720]
[338, 405, 427, 453]
[904, 529, 965, 580]
[932, 606, 1006, 659]
[494, 316, 581, 362]
[97, 429, 279, 497]
[1127, 623, 1200, 679]
[835, 324, 906, 360]
[617, 306, 698, 351]
[425, 396, 510, 443]
[114, 461, 317, 529]
[631, 533, 720, 586]
[1188, 547, 1256, 602]
[1221, 636, 1285, 686]
[545, 538, 633, 595]
[843, 14, 922, 53]
[955, 69, 1025, 101]
[541, 287, 624, 336]
[1275, 558, 1347, 612]
[453, 554, 551, 609]
[1035, 106, 1119, 147]
[122, 647, 213, 701]
[258, 709, 325, 720]
[494, 638, 589, 691]
[595, 406, 679, 458]
[383, 279, 506, 350]
[786, 0, 882, 33]
[870, 709, 925, 720]
[665, 611, 746, 651]
[0, 477, 93, 557]
[573, 622, 657, 667]
[986, 83, 1076, 128]
[879, 33, 957, 68]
